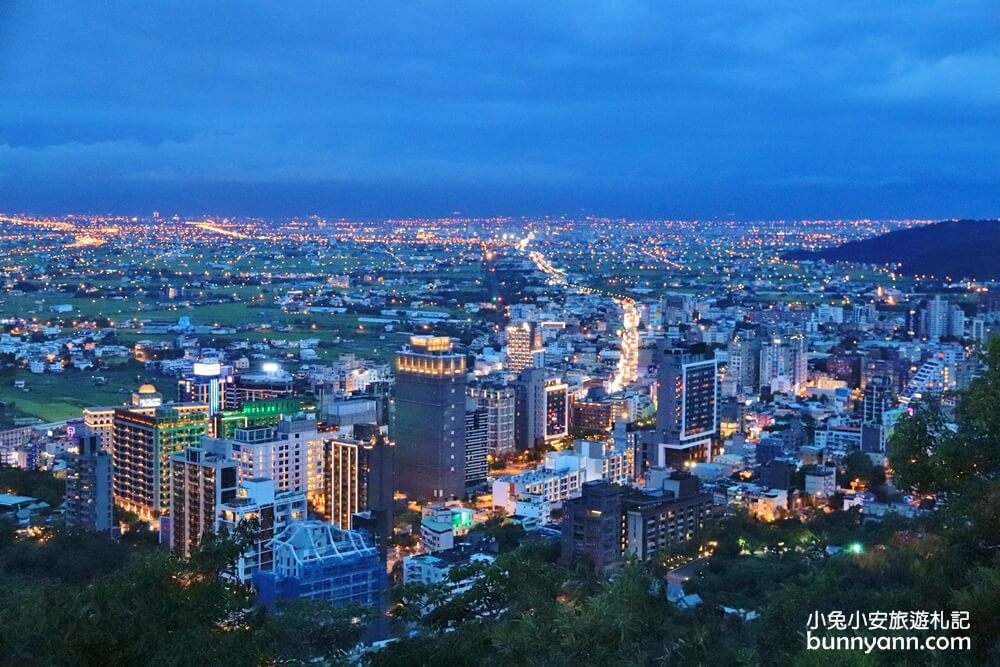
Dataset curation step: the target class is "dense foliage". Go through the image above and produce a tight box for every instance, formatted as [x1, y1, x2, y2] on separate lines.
[0, 526, 369, 666]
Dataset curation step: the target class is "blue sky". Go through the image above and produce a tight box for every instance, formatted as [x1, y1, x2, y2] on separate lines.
[1, 1, 998, 219]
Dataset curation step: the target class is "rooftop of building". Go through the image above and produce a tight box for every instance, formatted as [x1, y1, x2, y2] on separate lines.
[272, 520, 377, 565]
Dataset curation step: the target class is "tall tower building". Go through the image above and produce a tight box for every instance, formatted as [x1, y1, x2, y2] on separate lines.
[82, 407, 116, 452]
[217, 478, 308, 583]
[226, 413, 326, 513]
[924, 296, 950, 341]
[65, 426, 113, 533]
[560, 481, 624, 574]
[544, 379, 569, 442]
[467, 384, 516, 458]
[726, 335, 761, 396]
[178, 361, 234, 416]
[862, 376, 893, 424]
[759, 335, 808, 394]
[112, 398, 209, 523]
[392, 336, 467, 500]
[84, 382, 166, 452]
[464, 402, 489, 487]
[324, 423, 394, 559]
[169, 440, 238, 556]
[655, 342, 718, 467]
[860, 375, 895, 454]
[505, 321, 544, 374]
[513, 367, 546, 451]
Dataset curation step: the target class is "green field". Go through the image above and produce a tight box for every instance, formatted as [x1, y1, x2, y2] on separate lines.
[0, 365, 164, 423]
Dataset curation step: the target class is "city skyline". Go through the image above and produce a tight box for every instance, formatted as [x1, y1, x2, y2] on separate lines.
[3, 4, 1000, 663]
[2, 1, 998, 219]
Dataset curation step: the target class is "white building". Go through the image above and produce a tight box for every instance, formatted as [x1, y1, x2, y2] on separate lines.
[805, 466, 837, 498]
[226, 414, 325, 507]
[419, 505, 475, 553]
[492, 439, 634, 512]
[759, 336, 808, 394]
[217, 478, 308, 583]
[403, 551, 495, 591]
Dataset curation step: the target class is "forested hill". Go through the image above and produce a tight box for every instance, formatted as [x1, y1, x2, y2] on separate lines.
[785, 219, 1000, 280]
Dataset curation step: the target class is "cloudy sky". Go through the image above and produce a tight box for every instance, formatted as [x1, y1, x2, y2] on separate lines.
[1, 1, 998, 219]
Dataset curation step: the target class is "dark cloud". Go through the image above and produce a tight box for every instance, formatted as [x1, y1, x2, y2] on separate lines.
[0, 0, 998, 219]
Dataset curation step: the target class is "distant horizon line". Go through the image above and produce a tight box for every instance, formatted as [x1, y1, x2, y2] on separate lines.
[4, 212, 997, 225]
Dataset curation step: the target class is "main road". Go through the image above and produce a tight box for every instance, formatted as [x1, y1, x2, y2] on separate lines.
[524, 241, 638, 392]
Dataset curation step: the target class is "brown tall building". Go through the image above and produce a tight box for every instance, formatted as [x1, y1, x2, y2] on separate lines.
[111, 390, 209, 523]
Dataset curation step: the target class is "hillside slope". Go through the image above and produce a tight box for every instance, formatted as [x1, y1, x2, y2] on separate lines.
[786, 219, 1000, 280]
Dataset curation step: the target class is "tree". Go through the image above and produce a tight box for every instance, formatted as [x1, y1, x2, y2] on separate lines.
[0, 527, 373, 667]
[839, 451, 883, 490]
[259, 599, 371, 666]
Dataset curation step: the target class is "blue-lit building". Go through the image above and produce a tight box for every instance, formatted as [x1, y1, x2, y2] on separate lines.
[253, 520, 385, 608]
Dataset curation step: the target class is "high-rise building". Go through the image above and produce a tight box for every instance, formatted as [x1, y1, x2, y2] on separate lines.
[572, 391, 635, 434]
[544, 379, 569, 442]
[112, 399, 209, 522]
[65, 426, 113, 533]
[505, 321, 544, 374]
[217, 478, 308, 583]
[726, 335, 761, 396]
[168, 440, 238, 556]
[655, 343, 719, 467]
[623, 471, 712, 561]
[561, 476, 710, 572]
[467, 384, 516, 458]
[82, 406, 116, 452]
[560, 481, 624, 574]
[759, 335, 808, 394]
[178, 361, 234, 416]
[324, 424, 394, 560]
[392, 336, 467, 500]
[861, 376, 892, 424]
[84, 383, 167, 454]
[513, 367, 546, 451]
[923, 295, 951, 341]
[860, 375, 895, 454]
[226, 413, 326, 513]
[464, 403, 489, 487]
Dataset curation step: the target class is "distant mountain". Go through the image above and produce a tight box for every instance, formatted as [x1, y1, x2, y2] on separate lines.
[785, 219, 1000, 280]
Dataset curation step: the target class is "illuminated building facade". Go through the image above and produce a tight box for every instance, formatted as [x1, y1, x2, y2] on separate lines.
[212, 397, 309, 440]
[505, 321, 544, 374]
[467, 384, 516, 457]
[759, 336, 808, 394]
[217, 478, 308, 583]
[655, 343, 718, 467]
[464, 404, 489, 486]
[111, 399, 210, 522]
[178, 361, 234, 415]
[226, 366, 294, 410]
[623, 472, 712, 561]
[544, 379, 569, 441]
[254, 521, 386, 607]
[82, 406, 116, 452]
[226, 413, 325, 513]
[324, 424, 394, 559]
[392, 336, 467, 500]
[168, 440, 238, 556]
